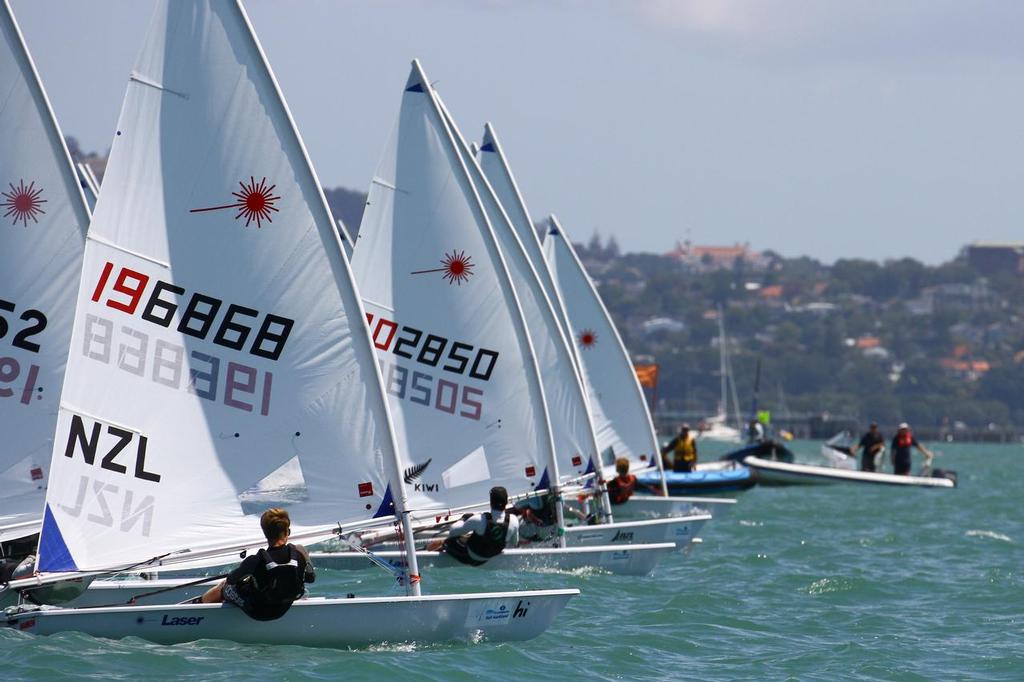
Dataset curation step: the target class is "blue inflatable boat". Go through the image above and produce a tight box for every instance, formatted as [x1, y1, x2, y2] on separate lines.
[635, 465, 758, 495]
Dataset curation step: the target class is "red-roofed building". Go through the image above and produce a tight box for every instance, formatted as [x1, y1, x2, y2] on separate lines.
[666, 241, 771, 272]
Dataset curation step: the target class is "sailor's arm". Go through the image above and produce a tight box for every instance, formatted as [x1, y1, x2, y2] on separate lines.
[295, 544, 315, 583]
[446, 514, 485, 537]
[506, 517, 520, 548]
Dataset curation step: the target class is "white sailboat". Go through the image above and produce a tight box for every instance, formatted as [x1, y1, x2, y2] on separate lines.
[439, 103, 712, 549]
[698, 308, 742, 443]
[345, 60, 674, 574]
[540, 216, 742, 518]
[2, 0, 576, 645]
[468, 121, 716, 542]
[0, 0, 90, 548]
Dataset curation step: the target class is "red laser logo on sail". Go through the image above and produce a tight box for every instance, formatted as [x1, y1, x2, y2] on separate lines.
[411, 250, 475, 286]
[2, 180, 46, 226]
[190, 177, 280, 228]
[578, 329, 597, 349]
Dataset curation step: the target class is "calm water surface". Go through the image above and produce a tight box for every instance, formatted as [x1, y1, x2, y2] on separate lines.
[4, 441, 1022, 680]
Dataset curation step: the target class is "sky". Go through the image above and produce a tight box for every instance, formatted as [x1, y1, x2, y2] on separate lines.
[11, 1, 1023, 264]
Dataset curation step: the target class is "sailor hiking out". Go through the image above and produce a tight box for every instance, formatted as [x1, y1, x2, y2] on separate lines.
[201, 508, 315, 621]
[428, 487, 519, 565]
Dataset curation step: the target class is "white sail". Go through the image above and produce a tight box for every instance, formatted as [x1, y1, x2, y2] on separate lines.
[36, 0, 402, 574]
[436, 105, 599, 488]
[351, 61, 557, 512]
[542, 216, 661, 471]
[476, 124, 577, 356]
[0, 1, 90, 535]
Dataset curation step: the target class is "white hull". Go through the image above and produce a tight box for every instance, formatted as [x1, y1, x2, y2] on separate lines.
[312, 542, 676, 576]
[744, 457, 955, 488]
[698, 425, 742, 443]
[0, 578, 214, 609]
[4, 589, 579, 646]
[614, 495, 737, 520]
[377, 516, 710, 551]
[562, 515, 710, 549]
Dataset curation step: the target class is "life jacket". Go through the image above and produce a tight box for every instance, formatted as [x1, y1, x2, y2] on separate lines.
[673, 434, 696, 463]
[466, 512, 509, 560]
[237, 544, 306, 621]
[896, 431, 913, 449]
[607, 474, 636, 505]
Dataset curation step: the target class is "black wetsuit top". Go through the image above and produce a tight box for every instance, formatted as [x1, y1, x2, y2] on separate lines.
[226, 543, 315, 620]
[858, 431, 885, 471]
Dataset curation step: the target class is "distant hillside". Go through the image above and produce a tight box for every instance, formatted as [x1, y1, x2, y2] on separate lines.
[66, 136, 368, 244]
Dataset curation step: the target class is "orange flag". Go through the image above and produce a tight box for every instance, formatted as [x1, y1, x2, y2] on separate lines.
[634, 363, 659, 389]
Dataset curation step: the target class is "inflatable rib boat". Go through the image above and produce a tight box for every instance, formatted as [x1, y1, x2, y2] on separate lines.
[743, 456, 956, 488]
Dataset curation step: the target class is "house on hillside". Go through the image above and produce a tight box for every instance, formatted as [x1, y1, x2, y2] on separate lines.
[666, 241, 771, 273]
[940, 345, 991, 381]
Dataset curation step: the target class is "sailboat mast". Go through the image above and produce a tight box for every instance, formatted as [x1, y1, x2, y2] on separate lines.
[717, 306, 728, 417]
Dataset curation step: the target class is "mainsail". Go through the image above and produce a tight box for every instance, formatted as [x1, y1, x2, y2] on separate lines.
[351, 61, 557, 513]
[542, 216, 664, 481]
[0, 1, 90, 538]
[476, 124, 577, 357]
[36, 0, 404, 574]
[437, 106, 601, 494]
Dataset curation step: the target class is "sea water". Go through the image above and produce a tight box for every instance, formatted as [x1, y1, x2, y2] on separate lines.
[3, 441, 1022, 680]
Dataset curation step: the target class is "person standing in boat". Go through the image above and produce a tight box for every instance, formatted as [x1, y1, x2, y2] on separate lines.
[747, 419, 766, 444]
[890, 423, 934, 475]
[607, 457, 638, 505]
[850, 422, 886, 472]
[662, 424, 698, 472]
[200, 507, 315, 621]
[427, 486, 519, 566]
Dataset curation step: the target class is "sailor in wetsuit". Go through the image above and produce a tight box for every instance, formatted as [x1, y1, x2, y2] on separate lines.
[426, 486, 519, 566]
[200, 507, 315, 620]
[890, 422, 934, 476]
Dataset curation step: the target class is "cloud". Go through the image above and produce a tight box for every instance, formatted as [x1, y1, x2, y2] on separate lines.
[608, 0, 1024, 64]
